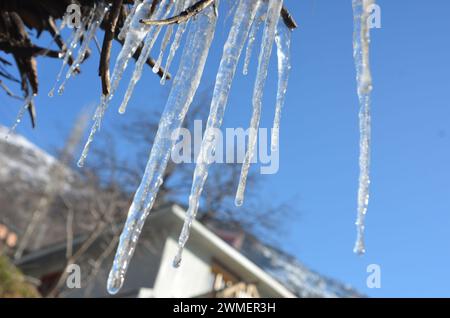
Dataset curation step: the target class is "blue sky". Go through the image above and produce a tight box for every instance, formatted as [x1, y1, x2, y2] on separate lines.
[1, 0, 450, 297]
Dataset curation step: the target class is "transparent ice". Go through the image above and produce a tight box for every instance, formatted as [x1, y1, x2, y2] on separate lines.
[106, 5, 218, 295]
[352, 0, 374, 255]
[235, 0, 284, 207]
[174, 0, 262, 267]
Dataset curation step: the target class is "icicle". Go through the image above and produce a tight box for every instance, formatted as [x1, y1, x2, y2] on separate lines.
[159, 0, 194, 85]
[152, 22, 175, 74]
[59, 15, 67, 32]
[68, 3, 108, 76]
[173, 0, 261, 268]
[57, 6, 96, 95]
[77, 95, 107, 168]
[152, 0, 187, 74]
[48, 24, 85, 97]
[108, 0, 159, 98]
[6, 95, 34, 139]
[243, 1, 264, 75]
[235, 0, 283, 207]
[107, 6, 217, 295]
[352, 0, 374, 255]
[58, 3, 108, 95]
[78, 0, 160, 167]
[118, 0, 143, 41]
[118, 0, 173, 114]
[271, 22, 292, 152]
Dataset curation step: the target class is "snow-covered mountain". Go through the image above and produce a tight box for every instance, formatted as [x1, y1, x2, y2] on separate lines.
[1, 126, 55, 187]
[0, 126, 77, 192]
[0, 126, 79, 251]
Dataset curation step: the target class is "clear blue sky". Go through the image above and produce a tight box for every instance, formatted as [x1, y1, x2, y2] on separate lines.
[1, 0, 450, 297]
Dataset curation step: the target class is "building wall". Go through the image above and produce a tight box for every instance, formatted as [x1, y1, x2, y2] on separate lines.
[152, 236, 215, 298]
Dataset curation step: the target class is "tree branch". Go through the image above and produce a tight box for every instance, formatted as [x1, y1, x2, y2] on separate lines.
[140, 0, 215, 25]
[141, 0, 298, 30]
[99, 0, 123, 95]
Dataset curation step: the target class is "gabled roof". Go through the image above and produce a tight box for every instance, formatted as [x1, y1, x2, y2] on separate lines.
[165, 205, 296, 298]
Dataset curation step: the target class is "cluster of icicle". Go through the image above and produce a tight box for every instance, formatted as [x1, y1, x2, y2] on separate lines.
[352, 0, 374, 255]
[48, 0, 293, 295]
[7, 2, 109, 138]
[50, 1, 109, 97]
[4, 0, 377, 293]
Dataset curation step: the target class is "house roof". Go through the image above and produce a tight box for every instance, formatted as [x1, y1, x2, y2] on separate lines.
[166, 205, 296, 298]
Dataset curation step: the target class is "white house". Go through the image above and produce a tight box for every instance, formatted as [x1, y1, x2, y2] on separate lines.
[16, 204, 295, 298]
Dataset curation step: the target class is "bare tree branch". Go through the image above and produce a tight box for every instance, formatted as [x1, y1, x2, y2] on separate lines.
[99, 0, 123, 95]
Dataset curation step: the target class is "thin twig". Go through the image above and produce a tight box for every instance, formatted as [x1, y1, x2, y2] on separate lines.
[141, 0, 298, 30]
[47, 224, 105, 298]
[150, 0, 161, 16]
[140, 0, 215, 25]
[281, 6, 298, 30]
[0, 80, 22, 100]
[0, 43, 62, 59]
[99, 0, 123, 95]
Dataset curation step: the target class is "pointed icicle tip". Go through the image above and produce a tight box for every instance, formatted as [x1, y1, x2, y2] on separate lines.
[76, 159, 85, 168]
[106, 274, 123, 295]
[353, 243, 366, 255]
[173, 250, 182, 268]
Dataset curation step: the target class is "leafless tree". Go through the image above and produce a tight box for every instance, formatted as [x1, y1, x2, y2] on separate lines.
[0, 0, 298, 297]
[88, 91, 294, 241]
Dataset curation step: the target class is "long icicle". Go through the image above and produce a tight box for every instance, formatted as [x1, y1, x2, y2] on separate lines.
[77, 0, 160, 167]
[106, 6, 217, 295]
[58, 2, 108, 95]
[118, 0, 173, 114]
[271, 21, 292, 152]
[152, 0, 187, 74]
[151, 22, 174, 74]
[243, 0, 264, 76]
[108, 0, 160, 97]
[48, 22, 86, 97]
[353, 0, 374, 255]
[159, 0, 194, 85]
[173, 0, 261, 268]
[6, 94, 35, 139]
[235, 0, 283, 207]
